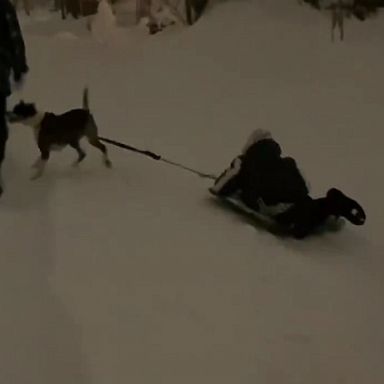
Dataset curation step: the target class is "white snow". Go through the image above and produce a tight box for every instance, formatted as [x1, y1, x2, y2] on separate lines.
[55, 31, 79, 40]
[2, 1, 384, 383]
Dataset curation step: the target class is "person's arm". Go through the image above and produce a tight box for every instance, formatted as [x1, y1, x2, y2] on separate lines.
[210, 157, 242, 197]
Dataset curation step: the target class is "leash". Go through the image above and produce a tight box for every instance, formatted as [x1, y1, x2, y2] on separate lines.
[98, 136, 217, 180]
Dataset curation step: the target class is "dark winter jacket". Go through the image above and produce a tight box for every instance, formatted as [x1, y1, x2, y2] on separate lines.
[0, 0, 28, 96]
[239, 139, 309, 209]
[212, 138, 309, 212]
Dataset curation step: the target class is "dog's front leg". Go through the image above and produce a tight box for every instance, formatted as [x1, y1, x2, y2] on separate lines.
[31, 157, 41, 169]
[31, 150, 50, 180]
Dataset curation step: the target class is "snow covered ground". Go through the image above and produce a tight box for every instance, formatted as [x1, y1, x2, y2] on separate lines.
[1, 1, 384, 383]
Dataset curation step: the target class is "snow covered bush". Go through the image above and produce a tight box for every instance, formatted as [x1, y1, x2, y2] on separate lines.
[91, 0, 117, 41]
[301, 0, 384, 41]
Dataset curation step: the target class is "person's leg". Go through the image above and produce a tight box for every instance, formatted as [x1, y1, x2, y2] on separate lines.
[0, 96, 8, 195]
[326, 188, 366, 225]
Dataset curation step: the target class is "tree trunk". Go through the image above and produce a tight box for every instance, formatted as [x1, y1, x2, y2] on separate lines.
[61, 0, 67, 19]
[185, 0, 193, 25]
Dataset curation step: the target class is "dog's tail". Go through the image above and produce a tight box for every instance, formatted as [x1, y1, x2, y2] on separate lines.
[83, 87, 89, 110]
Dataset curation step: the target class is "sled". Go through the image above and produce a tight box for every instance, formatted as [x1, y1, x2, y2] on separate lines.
[210, 191, 346, 238]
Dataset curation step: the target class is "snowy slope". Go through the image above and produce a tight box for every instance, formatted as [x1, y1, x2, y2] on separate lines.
[1, 1, 384, 383]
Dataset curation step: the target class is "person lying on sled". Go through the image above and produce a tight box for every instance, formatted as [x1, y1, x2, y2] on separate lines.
[210, 129, 366, 239]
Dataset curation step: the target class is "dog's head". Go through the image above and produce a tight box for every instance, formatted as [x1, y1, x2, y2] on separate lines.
[7, 101, 38, 124]
[326, 188, 366, 225]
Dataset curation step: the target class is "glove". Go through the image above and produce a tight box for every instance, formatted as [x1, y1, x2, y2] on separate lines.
[14, 65, 28, 81]
[12, 68, 28, 91]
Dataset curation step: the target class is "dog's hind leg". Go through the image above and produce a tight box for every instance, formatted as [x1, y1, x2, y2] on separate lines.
[88, 137, 112, 168]
[86, 116, 112, 168]
[70, 141, 86, 167]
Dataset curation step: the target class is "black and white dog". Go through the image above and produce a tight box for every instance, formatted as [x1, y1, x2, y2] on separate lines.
[7, 88, 111, 179]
